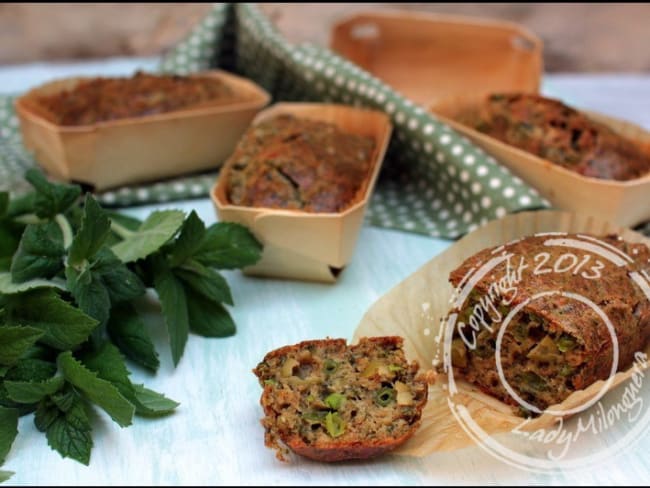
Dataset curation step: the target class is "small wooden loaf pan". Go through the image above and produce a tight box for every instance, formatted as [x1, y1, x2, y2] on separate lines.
[432, 95, 650, 228]
[330, 10, 543, 106]
[15, 70, 271, 191]
[211, 103, 393, 283]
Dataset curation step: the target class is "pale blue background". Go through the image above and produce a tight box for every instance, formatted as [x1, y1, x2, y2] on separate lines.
[1, 57, 650, 485]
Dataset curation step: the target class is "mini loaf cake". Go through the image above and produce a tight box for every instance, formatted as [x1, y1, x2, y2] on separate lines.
[447, 233, 650, 414]
[25, 71, 239, 125]
[253, 336, 428, 462]
[225, 114, 376, 213]
[453, 93, 650, 181]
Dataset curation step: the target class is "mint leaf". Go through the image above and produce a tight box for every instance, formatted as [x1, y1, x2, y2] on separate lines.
[132, 384, 179, 417]
[0, 407, 18, 464]
[0, 221, 24, 272]
[0, 326, 45, 366]
[24, 169, 80, 219]
[152, 255, 189, 366]
[111, 210, 185, 263]
[5, 289, 98, 350]
[186, 291, 236, 338]
[1, 358, 58, 413]
[80, 343, 177, 417]
[5, 376, 64, 404]
[0, 388, 20, 412]
[68, 195, 111, 267]
[5, 359, 57, 382]
[0, 273, 65, 295]
[194, 222, 262, 269]
[51, 388, 75, 413]
[6, 192, 35, 219]
[58, 352, 134, 427]
[105, 212, 142, 247]
[44, 398, 92, 465]
[0, 193, 7, 218]
[79, 343, 133, 402]
[91, 248, 145, 304]
[175, 260, 233, 306]
[19, 344, 56, 362]
[0, 470, 13, 482]
[34, 398, 58, 432]
[65, 266, 111, 327]
[107, 212, 142, 231]
[169, 211, 205, 267]
[107, 304, 159, 372]
[10, 222, 64, 283]
[66, 248, 145, 326]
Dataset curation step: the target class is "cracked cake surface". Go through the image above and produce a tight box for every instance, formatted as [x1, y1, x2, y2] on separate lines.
[446, 233, 650, 414]
[225, 114, 376, 213]
[453, 93, 650, 181]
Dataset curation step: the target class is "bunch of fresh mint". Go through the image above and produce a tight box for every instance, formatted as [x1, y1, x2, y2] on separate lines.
[0, 170, 262, 480]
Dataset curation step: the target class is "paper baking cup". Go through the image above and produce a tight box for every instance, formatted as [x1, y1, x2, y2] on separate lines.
[15, 70, 271, 191]
[432, 96, 650, 228]
[212, 103, 393, 283]
[353, 210, 650, 456]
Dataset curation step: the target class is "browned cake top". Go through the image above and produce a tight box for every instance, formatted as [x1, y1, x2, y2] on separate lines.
[458, 93, 650, 181]
[449, 234, 650, 389]
[226, 114, 376, 213]
[26, 71, 239, 125]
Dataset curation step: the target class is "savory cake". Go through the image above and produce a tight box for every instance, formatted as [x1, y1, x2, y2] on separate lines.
[452, 93, 650, 181]
[225, 114, 376, 213]
[447, 233, 650, 413]
[253, 336, 428, 462]
[24, 71, 240, 125]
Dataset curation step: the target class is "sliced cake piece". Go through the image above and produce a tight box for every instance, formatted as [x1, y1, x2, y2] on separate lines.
[447, 233, 650, 414]
[253, 336, 428, 462]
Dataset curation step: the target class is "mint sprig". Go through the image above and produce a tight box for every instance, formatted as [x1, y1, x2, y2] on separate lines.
[0, 171, 262, 479]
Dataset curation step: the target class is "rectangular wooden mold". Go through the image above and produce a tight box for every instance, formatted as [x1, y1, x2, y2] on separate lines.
[432, 96, 650, 228]
[211, 103, 393, 283]
[330, 10, 543, 107]
[15, 70, 271, 191]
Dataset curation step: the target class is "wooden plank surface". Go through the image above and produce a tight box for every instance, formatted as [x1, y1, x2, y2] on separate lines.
[0, 4, 649, 71]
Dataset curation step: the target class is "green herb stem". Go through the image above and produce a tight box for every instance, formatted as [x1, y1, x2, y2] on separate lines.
[110, 220, 135, 240]
[54, 214, 74, 250]
[13, 213, 43, 225]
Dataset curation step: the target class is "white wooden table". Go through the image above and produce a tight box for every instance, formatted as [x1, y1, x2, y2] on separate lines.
[1, 57, 649, 485]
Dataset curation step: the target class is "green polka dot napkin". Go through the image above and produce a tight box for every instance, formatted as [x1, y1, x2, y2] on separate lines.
[0, 2, 617, 239]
